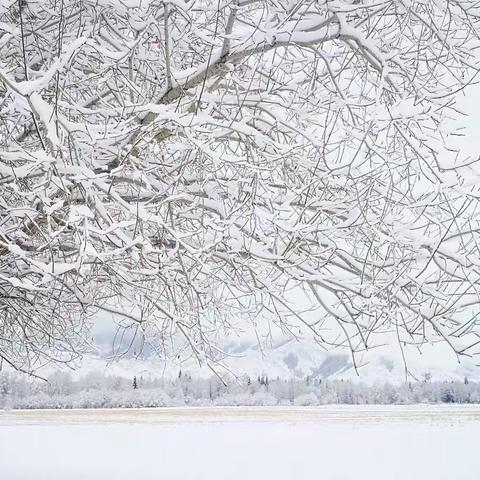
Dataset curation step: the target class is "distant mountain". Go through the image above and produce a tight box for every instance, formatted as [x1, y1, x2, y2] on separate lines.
[81, 333, 480, 385]
[217, 337, 480, 384]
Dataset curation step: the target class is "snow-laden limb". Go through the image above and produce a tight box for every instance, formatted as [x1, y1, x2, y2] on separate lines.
[1, 0, 480, 374]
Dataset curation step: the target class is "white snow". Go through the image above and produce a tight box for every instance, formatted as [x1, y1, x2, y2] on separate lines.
[1, 406, 479, 480]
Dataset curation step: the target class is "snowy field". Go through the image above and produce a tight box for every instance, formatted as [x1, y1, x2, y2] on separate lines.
[1, 406, 480, 480]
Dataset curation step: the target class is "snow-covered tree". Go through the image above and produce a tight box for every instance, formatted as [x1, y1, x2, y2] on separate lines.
[1, 0, 480, 373]
[3, 369, 480, 409]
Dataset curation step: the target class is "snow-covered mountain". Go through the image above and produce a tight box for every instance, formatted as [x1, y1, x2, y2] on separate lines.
[77, 332, 480, 385]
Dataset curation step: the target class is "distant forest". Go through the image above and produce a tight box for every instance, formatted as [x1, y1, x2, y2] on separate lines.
[0, 371, 478, 409]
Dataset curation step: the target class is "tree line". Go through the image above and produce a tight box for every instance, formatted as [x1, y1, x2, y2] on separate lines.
[0, 370, 477, 409]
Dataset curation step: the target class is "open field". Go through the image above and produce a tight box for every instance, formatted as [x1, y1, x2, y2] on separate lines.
[1, 406, 479, 479]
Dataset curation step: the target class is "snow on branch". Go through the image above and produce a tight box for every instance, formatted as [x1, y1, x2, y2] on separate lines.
[1, 0, 480, 374]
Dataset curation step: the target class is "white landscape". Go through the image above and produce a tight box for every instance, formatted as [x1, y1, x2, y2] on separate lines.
[3, 0, 480, 478]
[2, 406, 480, 480]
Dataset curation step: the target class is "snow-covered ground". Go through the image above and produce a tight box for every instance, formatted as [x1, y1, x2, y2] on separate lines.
[1, 406, 479, 480]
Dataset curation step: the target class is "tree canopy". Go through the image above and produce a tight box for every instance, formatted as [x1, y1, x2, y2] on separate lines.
[1, 0, 480, 373]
